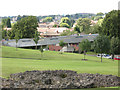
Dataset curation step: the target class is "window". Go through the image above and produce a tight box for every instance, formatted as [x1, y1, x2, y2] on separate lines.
[75, 36, 83, 38]
[50, 38, 58, 40]
[22, 40, 31, 42]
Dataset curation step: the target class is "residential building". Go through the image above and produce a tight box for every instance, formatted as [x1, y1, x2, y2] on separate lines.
[37, 27, 68, 37]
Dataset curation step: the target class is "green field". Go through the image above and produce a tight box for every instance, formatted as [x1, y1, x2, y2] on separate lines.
[1, 46, 118, 78]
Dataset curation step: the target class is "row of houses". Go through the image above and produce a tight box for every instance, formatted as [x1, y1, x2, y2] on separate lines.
[4, 19, 98, 38]
[37, 27, 70, 37]
[3, 34, 99, 52]
[4, 27, 71, 37]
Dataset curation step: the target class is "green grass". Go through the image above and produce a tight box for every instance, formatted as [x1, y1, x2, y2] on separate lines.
[86, 51, 98, 55]
[67, 86, 120, 90]
[1, 46, 118, 78]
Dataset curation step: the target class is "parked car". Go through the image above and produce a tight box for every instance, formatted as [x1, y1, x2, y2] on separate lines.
[97, 54, 104, 57]
[97, 54, 112, 59]
[114, 56, 120, 60]
[105, 55, 112, 59]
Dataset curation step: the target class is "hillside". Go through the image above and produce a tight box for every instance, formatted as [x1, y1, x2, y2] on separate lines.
[1, 46, 118, 78]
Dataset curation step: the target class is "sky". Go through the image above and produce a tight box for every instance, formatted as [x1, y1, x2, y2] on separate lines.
[0, 0, 119, 16]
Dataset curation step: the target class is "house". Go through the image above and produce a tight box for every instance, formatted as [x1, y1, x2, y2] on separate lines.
[90, 20, 98, 26]
[38, 22, 58, 28]
[3, 28, 12, 31]
[37, 27, 68, 37]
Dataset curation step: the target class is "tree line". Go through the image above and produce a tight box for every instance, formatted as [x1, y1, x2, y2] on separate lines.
[60, 35, 120, 62]
[59, 10, 120, 62]
[1, 10, 120, 61]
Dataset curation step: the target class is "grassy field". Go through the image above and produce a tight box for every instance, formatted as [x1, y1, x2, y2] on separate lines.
[1, 46, 118, 78]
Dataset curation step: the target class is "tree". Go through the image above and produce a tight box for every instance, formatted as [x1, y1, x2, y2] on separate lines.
[53, 24, 59, 27]
[60, 17, 71, 25]
[39, 46, 44, 59]
[11, 16, 38, 39]
[15, 30, 20, 51]
[88, 19, 103, 34]
[86, 18, 103, 34]
[110, 37, 120, 60]
[7, 30, 12, 39]
[2, 30, 7, 39]
[70, 19, 75, 27]
[60, 30, 77, 36]
[1, 18, 11, 28]
[74, 25, 80, 33]
[33, 30, 40, 49]
[6, 18, 11, 28]
[96, 12, 104, 16]
[16, 16, 38, 38]
[97, 19, 103, 26]
[1, 19, 6, 29]
[65, 14, 71, 18]
[9, 28, 15, 39]
[88, 24, 99, 34]
[76, 18, 91, 33]
[59, 40, 66, 54]
[79, 39, 91, 60]
[43, 17, 53, 23]
[60, 17, 71, 28]
[100, 10, 120, 39]
[0, 27, 2, 42]
[60, 23, 70, 28]
[17, 15, 22, 21]
[93, 35, 110, 62]
[93, 16, 103, 21]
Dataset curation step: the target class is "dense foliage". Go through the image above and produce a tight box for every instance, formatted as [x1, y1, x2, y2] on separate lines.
[96, 12, 104, 16]
[60, 30, 77, 36]
[59, 40, 66, 48]
[2, 30, 7, 39]
[74, 25, 80, 33]
[110, 37, 120, 59]
[33, 30, 40, 49]
[75, 18, 91, 33]
[100, 10, 120, 39]
[10, 16, 38, 39]
[93, 35, 110, 62]
[65, 13, 95, 19]
[87, 19, 103, 34]
[43, 17, 53, 23]
[79, 39, 91, 60]
[1, 18, 11, 28]
[60, 23, 70, 28]
[60, 17, 71, 28]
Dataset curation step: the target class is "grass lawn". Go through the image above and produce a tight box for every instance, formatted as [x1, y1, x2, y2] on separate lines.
[1, 46, 118, 78]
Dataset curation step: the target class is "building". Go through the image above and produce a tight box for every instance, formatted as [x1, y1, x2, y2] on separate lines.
[38, 22, 58, 28]
[4, 34, 99, 52]
[3, 28, 12, 31]
[37, 27, 68, 37]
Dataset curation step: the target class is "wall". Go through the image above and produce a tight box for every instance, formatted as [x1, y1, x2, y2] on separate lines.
[49, 43, 79, 52]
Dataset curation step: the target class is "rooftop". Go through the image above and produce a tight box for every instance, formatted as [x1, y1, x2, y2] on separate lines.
[4, 34, 99, 47]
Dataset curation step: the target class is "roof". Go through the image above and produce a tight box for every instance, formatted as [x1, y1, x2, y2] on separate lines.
[37, 27, 67, 36]
[3, 28, 12, 31]
[41, 32, 60, 36]
[6, 34, 99, 47]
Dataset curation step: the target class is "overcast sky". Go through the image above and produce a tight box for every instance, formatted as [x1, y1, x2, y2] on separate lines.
[0, 0, 119, 16]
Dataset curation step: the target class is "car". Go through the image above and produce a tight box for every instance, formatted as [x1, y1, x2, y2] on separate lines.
[104, 55, 112, 59]
[97, 54, 104, 57]
[114, 56, 120, 60]
[97, 54, 112, 59]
